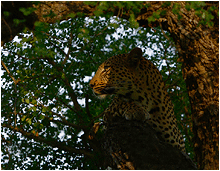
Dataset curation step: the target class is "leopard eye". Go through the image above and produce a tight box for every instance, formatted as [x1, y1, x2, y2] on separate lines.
[104, 65, 111, 70]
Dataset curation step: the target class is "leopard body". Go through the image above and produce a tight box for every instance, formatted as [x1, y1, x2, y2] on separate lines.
[90, 47, 185, 151]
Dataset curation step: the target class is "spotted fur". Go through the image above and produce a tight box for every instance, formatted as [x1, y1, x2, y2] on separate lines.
[90, 47, 185, 151]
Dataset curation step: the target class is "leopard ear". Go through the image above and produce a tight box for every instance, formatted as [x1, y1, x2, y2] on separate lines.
[126, 47, 142, 69]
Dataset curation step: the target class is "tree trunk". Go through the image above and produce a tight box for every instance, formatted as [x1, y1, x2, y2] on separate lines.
[1, 1, 219, 169]
[161, 3, 219, 169]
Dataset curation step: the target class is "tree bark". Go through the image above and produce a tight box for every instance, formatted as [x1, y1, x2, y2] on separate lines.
[158, 2, 219, 169]
[103, 118, 197, 170]
[1, 1, 219, 169]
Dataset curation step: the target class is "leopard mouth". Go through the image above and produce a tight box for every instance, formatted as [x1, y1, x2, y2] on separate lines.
[93, 87, 116, 99]
[100, 87, 116, 94]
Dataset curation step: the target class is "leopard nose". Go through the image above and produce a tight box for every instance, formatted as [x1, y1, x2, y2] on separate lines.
[90, 83, 95, 88]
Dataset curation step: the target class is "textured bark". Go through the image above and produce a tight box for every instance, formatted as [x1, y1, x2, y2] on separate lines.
[103, 118, 197, 170]
[159, 2, 219, 169]
[1, 1, 219, 169]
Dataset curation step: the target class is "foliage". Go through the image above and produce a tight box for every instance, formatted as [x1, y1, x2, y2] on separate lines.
[185, 1, 217, 27]
[84, 1, 145, 28]
[2, 14, 193, 171]
[84, 1, 217, 28]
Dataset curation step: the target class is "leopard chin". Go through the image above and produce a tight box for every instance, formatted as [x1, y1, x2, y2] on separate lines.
[97, 94, 107, 99]
[94, 91, 116, 100]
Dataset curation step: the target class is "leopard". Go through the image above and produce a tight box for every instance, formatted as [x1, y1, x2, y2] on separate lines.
[89, 47, 185, 152]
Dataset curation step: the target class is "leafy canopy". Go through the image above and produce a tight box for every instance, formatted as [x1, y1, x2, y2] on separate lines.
[2, 15, 193, 169]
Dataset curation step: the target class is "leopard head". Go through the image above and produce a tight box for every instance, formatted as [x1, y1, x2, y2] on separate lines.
[89, 47, 144, 99]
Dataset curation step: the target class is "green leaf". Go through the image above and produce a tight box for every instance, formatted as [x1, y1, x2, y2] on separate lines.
[67, 13, 76, 18]
[3, 11, 10, 17]
[25, 99, 30, 104]
[207, 21, 214, 27]
[39, 114, 45, 120]
[148, 15, 156, 23]
[185, 4, 191, 11]
[39, 124, 44, 129]
[42, 107, 47, 113]
[162, 1, 171, 7]
[76, 12, 85, 17]
[152, 11, 161, 19]
[32, 106, 37, 112]
[13, 19, 26, 26]
[19, 7, 36, 16]
[32, 99, 37, 105]
[129, 13, 139, 29]
[43, 10, 57, 18]
[160, 10, 167, 16]
[109, 23, 119, 29]
[94, 10, 103, 17]
[33, 122, 39, 128]
[34, 21, 43, 27]
[26, 118, 32, 125]
[21, 115, 27, 121]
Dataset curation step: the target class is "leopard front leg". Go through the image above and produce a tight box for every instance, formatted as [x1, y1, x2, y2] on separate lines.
[103, 96, 149, 123]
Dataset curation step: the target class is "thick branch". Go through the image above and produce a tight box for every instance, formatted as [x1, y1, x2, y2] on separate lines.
[103, 118, 197, 170]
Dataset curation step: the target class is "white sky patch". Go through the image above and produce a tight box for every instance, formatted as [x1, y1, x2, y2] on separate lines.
[77, 130, 84, 142]
[83, 75, 93, 82]
[12, 35, 22, 43]
[58, 130, 72, 141]
[1, 49, 9, 56]
[78, 98, 85, 107]
[64, 47, 69, 54]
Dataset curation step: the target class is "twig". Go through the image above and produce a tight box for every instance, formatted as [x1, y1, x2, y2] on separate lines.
[2, 18, 13, 41]
[1, 60, 18, 85]
[85, 94, 92, 120]
[62, 30, 73, 65]
[55, 96, 76, 112]
[1, 60, 18, 125]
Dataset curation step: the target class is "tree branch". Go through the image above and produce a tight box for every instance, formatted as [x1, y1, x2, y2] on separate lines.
[85, 94, 92, 120]
[104, 118, 197, 169]
[62, 30, 73, 65]
[23, 97, 87, 131]
[46, 57, 82, 112]
[3, 124, 94, 157]
[1, 60, 18, 85]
